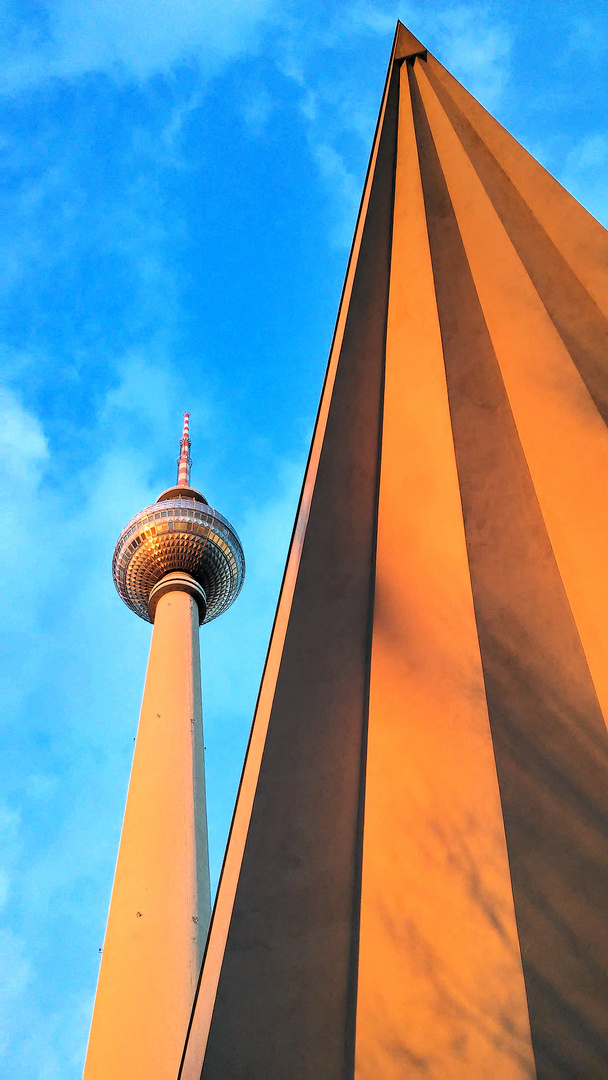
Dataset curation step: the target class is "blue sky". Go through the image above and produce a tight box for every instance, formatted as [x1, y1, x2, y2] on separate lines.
[1, 1, 607, 1075]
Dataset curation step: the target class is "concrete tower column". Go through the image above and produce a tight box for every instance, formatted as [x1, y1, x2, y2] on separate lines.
[84, 579, 209, 1080]
[83, 415, 245, 1080]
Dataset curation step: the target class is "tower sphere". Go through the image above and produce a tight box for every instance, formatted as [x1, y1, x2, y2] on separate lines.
[112, 414, 245, 624]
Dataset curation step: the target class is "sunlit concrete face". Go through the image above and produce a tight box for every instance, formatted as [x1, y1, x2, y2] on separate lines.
[84, 587, 209, 1080]
[355, 59, 534, 1079]
[181, 22, 608, 1080]
[84, 416, 244, 1079]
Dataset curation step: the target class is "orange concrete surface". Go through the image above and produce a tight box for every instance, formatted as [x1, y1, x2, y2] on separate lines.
[421, 61, 608, 433]
[179, 38, 400, 1080]
[393, 21, 425, 59]
[177, 23, 608, 1080]
[355, 61, 534, 1080]
[84, 588, 210, 1080]
[426, 55, 608, 319]
[412, 57, 608, 1074]
[414, 60, 608, 736]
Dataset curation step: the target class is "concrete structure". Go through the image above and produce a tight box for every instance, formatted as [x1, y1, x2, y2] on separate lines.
[180, 23, 608, 1080]
[83, 415, 244, 1080]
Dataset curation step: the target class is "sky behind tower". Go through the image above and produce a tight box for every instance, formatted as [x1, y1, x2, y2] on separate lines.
[1, 1, 607, 1075]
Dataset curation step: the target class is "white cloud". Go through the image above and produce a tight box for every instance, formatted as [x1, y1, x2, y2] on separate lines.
[0, 0, 274, 94]
[312, 142, 361, 247]
[273, 11, 381, 248]
[273, 3, 512, 250]
[342, 0, 396, 36]
[0, 872, 10, 912]
[0, 385, 49, 485]
[0, 386, 52, 638]
[333, 2, 513, 109]
[160, 91, 205, 160]
[336, 2, 512, 107]
[564, 16, 608, 62]
[565, 133, 608, 173]
[0, 802, 21, 887]
[25, 775, 59, 803]
[424, 4, 512, 107]
[242, 88, 276, 137]
[0, 929, 31, 1054]
[0, 803, 30, 1058]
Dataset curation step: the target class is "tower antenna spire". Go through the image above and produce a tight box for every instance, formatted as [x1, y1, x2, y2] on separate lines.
[177, 412, 191, 487]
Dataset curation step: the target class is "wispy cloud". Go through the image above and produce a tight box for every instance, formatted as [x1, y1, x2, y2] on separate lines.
[0, 385, 49, 483]
[0, 927, 31, 1055]
[241, 87, 276, 137]
[0, 386, 51, 635]
[421, 3, 512, 107]
[311, 142, 361, 247]
[560, 132, 608, 228]
[274, 2, 513, 249]
[0, 0, 275, 94]
[564, 16, 608, 62]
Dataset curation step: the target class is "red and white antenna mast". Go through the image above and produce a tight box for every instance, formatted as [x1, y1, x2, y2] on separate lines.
[177, 412, 192, 487]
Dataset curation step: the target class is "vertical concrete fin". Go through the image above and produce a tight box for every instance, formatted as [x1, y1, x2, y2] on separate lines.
[355, 58, 535, 1080]
[425, 52, 608, 317]
[411, 57, 608, 1076]
[421, 59, 608, 430]
[414, 56, 608, 737]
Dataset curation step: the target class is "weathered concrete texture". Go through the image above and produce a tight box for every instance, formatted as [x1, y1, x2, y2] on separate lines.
[182, 21, 608, 1080]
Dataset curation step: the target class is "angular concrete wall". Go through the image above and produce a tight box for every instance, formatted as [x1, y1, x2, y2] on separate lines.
[181, 23, 608, 1079]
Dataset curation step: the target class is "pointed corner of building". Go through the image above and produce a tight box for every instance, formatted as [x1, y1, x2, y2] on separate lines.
[394, 21, 427, 61]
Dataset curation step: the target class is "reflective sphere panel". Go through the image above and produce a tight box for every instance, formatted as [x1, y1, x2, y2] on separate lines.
[113, 496, 245, 623]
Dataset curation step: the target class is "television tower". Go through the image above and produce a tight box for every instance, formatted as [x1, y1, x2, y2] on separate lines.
[84, 414, 244, 1080]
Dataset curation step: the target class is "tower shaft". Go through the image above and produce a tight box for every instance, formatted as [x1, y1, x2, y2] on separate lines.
[84, 586, 210, 1080]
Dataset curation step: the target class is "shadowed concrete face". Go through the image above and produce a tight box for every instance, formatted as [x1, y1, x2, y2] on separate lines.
[182, 22, 608, 1080]
[196, 60, 399, 1080]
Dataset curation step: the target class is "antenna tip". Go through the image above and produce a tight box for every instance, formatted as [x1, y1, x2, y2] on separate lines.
[177, 412, 192, 486]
